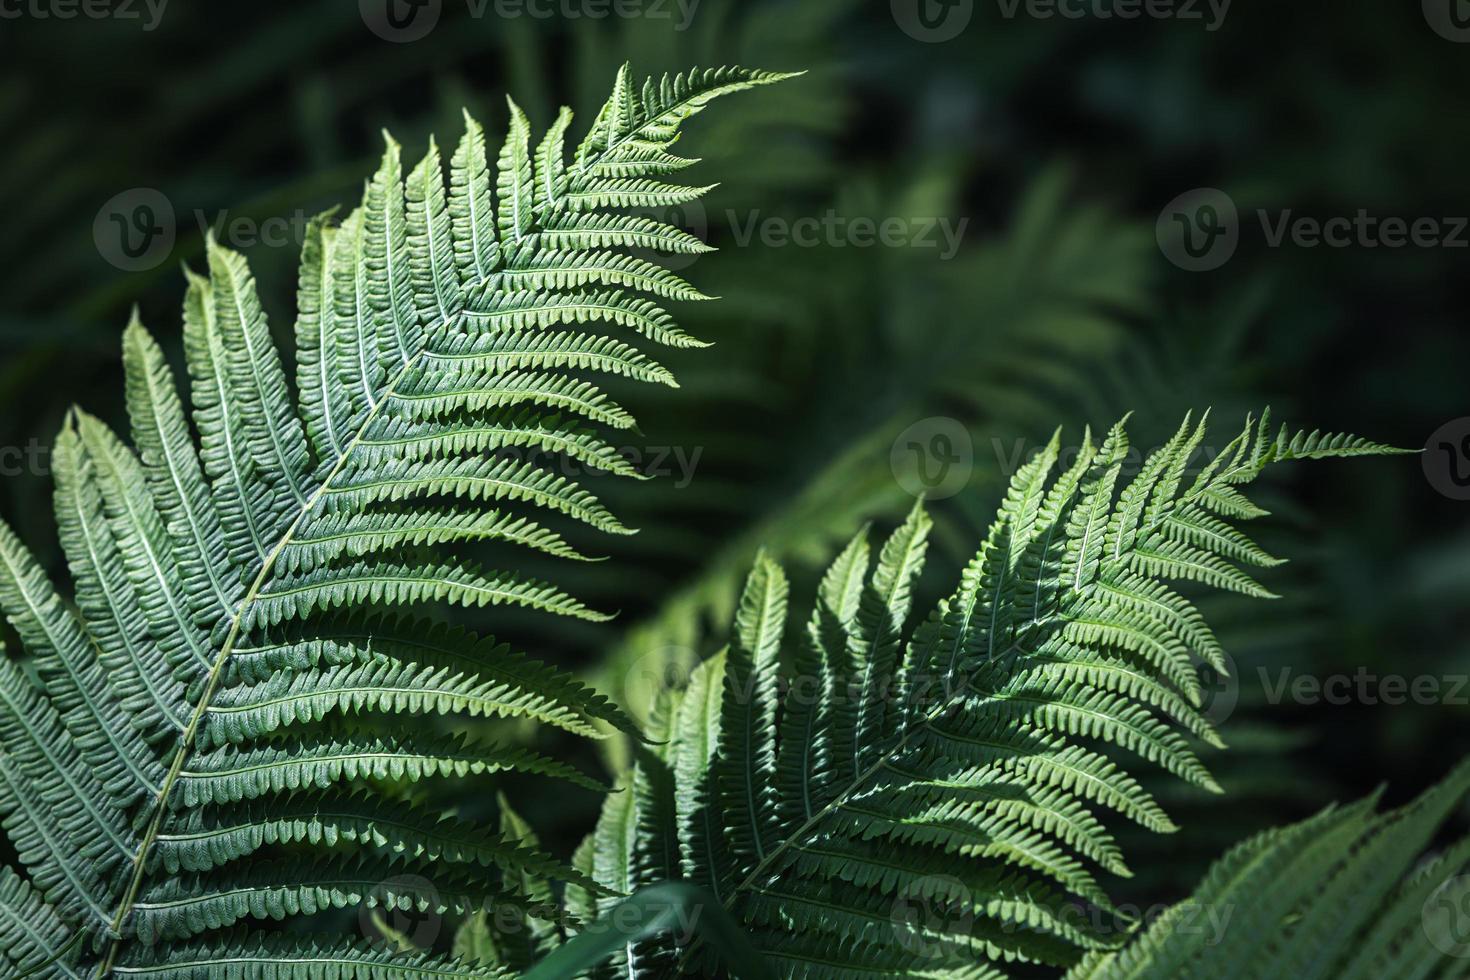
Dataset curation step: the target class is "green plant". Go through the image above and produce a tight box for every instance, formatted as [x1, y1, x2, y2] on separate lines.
[598, 166, 1156, 733]
[565, 412, 1415, 977]
[0, 46, 1459, 980]
[0, 64, 795, 976]
[1068, 760, 1470, 979]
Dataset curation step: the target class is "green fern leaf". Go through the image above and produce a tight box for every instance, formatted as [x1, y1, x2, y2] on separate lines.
[1067, 759, 1470, 980]
[570, 410, 1405, 977]
[0, 63, 797, 976]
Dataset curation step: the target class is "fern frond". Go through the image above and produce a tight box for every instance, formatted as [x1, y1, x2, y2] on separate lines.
[113, 933, 510, 978]
[572, 411, 1403, 977]
[0, 64, 796, 975]
[1067, 759, 1470, 979]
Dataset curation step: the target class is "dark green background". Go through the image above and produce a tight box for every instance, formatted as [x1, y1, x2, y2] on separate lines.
[1, 0, 1466, 915]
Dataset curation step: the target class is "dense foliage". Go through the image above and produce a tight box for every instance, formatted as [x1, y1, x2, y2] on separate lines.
[1, 9, 1465, 975]
[563, 415, 1436, 978]
[0, 64, 793, 976]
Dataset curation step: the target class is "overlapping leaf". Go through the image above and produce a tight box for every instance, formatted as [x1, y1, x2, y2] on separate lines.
[0, 64, 796, 977]
[572, 411, 1403, 978]
[1067, 759, 1470, 980]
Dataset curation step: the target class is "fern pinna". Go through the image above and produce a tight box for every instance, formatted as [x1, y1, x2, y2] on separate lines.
[574, 412, 1402, 978]
[0, 65, 795, 976]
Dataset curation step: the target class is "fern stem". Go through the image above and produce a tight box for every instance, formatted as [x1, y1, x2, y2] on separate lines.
[94, 352, 427, 976]
[674, 679, 986, 973]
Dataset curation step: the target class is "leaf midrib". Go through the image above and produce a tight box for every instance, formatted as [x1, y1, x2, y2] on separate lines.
[96, 349, 426, 973]
[86, 78, 755, 971]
